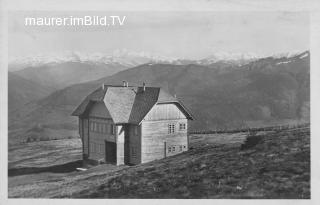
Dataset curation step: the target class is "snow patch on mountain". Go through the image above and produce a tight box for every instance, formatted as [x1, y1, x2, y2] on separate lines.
[9, 49, 309, 71]
[299, 52, 309, 59]
[203, 51, 261, 62]
[271, 50, 306, 59]
[276, 60, 292, 65]
[9, 50, 180, 71]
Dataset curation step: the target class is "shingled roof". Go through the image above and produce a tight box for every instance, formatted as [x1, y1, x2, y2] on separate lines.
[72, 84, 193, 124]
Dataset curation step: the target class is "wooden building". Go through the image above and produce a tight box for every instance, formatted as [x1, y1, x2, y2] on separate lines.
[72, 82, 193, 165]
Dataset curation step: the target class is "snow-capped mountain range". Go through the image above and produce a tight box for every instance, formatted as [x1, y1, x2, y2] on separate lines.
[9, 49, 308, 71]
[9, 50, 177, 71]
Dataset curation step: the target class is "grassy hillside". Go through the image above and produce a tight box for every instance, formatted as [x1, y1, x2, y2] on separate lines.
[72, 129, 310, 199]
[12, 62, 128, 90]
[8, 52, 310, 144]
[8, 72, 55, 112]
[8, 128, 310, 198]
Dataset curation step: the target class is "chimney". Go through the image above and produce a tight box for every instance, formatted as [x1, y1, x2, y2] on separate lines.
[102, 83, 105, 90]
[126, 82, 129, 87]
[143, 82, 146, 92]
[174, 94, 177, 98]
[123, 81, 126, 87]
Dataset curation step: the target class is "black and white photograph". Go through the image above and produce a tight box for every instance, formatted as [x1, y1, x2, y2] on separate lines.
[1, 0, 320, 203]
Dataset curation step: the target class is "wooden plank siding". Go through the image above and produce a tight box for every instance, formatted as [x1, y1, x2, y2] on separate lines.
[128, 124, 141, 165]
[87, 102, 117, 163]
[88, 117, 116, 162]
[144, 103, 186, 121]
[116, 125, 125, 165]
[140, 103, 188, 163]
[82, 118, 89, 156]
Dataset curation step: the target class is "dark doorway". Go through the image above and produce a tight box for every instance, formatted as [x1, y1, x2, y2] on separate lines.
[105, 141, 117, 163]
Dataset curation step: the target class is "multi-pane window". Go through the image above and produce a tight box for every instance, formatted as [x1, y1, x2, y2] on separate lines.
[179, 123, 186, 130]
[167, 145, 186, 153]
[168, 124, 175, 134]
[89, 121, 116, 135]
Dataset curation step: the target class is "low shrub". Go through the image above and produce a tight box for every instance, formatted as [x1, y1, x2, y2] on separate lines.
[241, 134, 263, 150]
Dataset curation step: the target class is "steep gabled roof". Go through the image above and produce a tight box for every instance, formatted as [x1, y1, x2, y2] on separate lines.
[71, 87, 107, 116]
[72, 85, 193, 124]
[104, 87, 139, 124]
[128, 87, 160, 124]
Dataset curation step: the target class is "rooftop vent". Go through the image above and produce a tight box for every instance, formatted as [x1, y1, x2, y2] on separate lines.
[123, 80, 129, 87]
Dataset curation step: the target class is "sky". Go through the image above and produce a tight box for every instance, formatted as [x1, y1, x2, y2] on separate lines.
[8, 11, 310, 60]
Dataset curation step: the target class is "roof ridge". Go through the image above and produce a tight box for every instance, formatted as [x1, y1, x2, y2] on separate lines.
[102, 84, 161, 88]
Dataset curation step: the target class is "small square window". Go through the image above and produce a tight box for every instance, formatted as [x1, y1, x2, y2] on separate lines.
[179, 123, 186, 130]
[179, 145, 182, 151]
[172, 146, 175, 152]
[168, 147, 171, 153]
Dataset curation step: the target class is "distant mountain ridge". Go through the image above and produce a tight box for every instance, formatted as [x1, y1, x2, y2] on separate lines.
[8, 72, 55, 113]
[10, 49, 307, 71]
[11, 61, 129, 90]
[8, 51, 310, 144]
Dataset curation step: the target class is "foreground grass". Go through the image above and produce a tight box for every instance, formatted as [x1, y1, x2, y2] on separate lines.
[9, 129, 310, 198]
[73, 129, 310, 198]
[8, 138, 82, 169]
